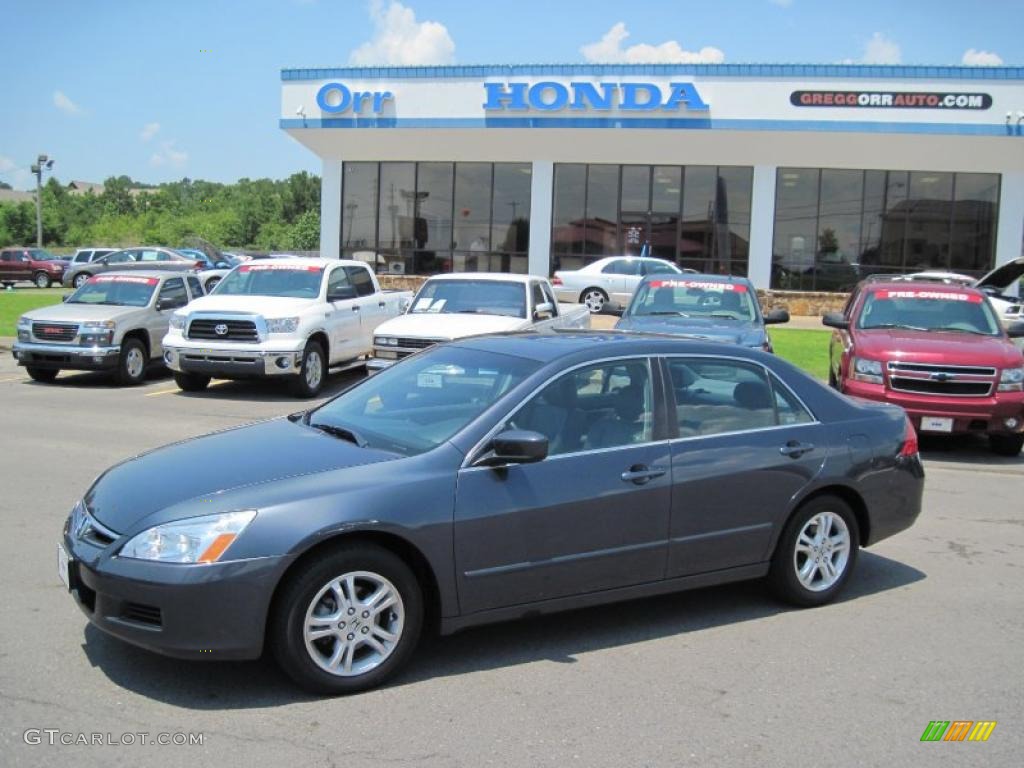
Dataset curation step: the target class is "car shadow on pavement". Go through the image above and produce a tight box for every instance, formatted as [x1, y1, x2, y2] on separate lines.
[919, 434, 1024, 468]
[80, 549, 924, 708]
[168, 370, 364, 404]
[29, 368, 172, 388]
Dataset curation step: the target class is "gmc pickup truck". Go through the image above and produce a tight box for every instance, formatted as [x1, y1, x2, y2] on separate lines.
[367, 273, 590, 371]
[824, 278, 1024, 456]
[162, 258, 412, 397]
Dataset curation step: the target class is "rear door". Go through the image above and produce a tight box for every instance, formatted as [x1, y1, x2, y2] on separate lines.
[454, 358, 672, 613]
[663, 356, 824, 577]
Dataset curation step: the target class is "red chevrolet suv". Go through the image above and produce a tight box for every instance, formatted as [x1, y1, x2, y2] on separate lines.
[824, 279, 1024, 456]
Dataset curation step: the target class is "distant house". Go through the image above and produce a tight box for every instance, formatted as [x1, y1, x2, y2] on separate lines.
[67, 180, 105, 195]
[0, 189, 34, 203]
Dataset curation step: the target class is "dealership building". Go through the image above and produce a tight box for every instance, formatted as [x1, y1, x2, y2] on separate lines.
[280, 63, 1024, 292]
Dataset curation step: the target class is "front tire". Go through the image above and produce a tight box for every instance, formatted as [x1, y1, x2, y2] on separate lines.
[989, 433, 1024, 457]
[73, 273, 91, 288]
[204, 277, 221, 293]
[173, 371, 211, 392]
[33, 271, 51, 289]
[270, 543, 423, 695]
[769, 495, 859, 607]
[581, 287, 608, 314]
[115, 338, 147, 386]
[289, 341, 326, 398]
[26, 366, 59, 382]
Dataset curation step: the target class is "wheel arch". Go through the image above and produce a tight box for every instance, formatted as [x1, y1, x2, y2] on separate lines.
[782, 483, 871, 550]
[307, 330, 330, 360]
[121, 328, 151, 357]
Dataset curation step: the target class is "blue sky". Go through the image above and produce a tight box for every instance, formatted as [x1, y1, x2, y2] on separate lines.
[1, 0, 1021, 188]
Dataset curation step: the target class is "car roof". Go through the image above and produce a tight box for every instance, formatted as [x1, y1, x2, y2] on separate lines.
[858, 280, 987, 297]
[451, 330, 768, 364]
[423, 273, 536, 283]
[101, 270, 185, 281]
[637, 272, 751, 287]
[252, 256, 330, 267]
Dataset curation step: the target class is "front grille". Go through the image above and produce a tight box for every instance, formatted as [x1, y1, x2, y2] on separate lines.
[888, 361, 995, 398]
[72, 503, 119, 547]
[121, 602, 162, 627]
[396, 337, 440, 350]
[187, 319, 259, 342]
[32, 322, 77, 342]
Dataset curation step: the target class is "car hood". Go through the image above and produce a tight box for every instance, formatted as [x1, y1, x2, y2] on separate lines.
[976, 258, 1024, 290]
[854, 329, 1023, 367]
[376, 312, 529, 340]
[616, 316, 766, 347]
[23, 303, 144, 324]
[182, 295, 315, 315]
[86, 418, 399, 533]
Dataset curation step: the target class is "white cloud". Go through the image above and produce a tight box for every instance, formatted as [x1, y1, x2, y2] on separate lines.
[140, 122, 160, 142]
[53, 90, 82, 115]
[0, 155, 15, 174]
[581, 22, 724, 64]
[962, 48, 1003, 66]
[349, 1, 455, 66]
[858, 32, 901, 65]
[149, 140, 188, 168]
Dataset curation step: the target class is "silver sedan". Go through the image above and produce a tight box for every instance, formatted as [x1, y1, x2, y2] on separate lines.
[552, 256, 691, 313]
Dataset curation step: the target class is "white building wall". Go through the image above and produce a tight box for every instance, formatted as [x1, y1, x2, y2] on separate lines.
[748, 166, 777, 289]
[319, 160, 341, 259]
[995, 172, 1024, 266]
[527, 161, 553, 276]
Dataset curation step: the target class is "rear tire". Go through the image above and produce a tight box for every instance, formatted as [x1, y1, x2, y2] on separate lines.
[580, 287, 608, 314]
[989, 433, 1024, 457]
[769, 495, 859, 607]
[115, 338, 147, 386]
[270, 543, 423, 695]
[73, 273, 91, 288]
[33, 272, 51, 289]
[289, 341, 326, 398]
[26, 367, 59, 382]
[174, 371, 211, 392]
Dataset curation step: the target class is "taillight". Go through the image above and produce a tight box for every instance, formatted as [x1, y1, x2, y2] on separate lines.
[193, 261, 204, 269]
[551, 276, 563, 285]
[899, 416, 919, 457]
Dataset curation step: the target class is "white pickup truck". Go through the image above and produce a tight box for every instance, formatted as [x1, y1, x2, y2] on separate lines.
[367, 273, 590, 371]
[162, 258, 412, 397]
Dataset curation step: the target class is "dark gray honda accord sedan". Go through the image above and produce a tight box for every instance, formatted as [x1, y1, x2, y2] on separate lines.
[60, 332, 924, 693]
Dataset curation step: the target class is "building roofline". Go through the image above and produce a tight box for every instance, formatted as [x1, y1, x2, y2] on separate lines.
[281, 63, 1024, 82]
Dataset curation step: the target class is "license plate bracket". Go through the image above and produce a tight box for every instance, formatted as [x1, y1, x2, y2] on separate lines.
[920, 416, 954, 433]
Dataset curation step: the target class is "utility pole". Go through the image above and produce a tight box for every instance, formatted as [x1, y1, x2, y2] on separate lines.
[31, 154, 54, 248]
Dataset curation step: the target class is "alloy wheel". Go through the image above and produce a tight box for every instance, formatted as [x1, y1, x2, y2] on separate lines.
[793, 511, 851, 592]
[125, 347, 145, 380]
[583, 290, 606, 313]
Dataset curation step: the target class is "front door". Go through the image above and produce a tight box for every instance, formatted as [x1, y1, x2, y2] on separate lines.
[663, 356, 825, 577]
[454, 358, 671, 614]
[324, 266, 364, 363]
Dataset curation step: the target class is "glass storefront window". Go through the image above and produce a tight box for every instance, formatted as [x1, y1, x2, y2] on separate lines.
[586, 164, 619, 257]
[492, 163, 532, 255]
[377, 162, 416, 274]
[772, 167, 999, 290]
[341, 163, 379, 254]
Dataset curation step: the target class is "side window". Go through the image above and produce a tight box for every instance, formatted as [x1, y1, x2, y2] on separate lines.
[107, 251, 133, 264]
[186, 275, 203, 298]
[327, 268, 355, 300]
[667, 358, 778, 437]
[344, 266, 375, 297]
[0, 252, 11, 262]
[645, 261, 677, 276]
[531, 282, 546, 309]
[842, 288, 860, 318]
[772, 374, 814, 426]
[601, 260, 626, 275]
[508, 359, 654, 456]
[158, 278, 188, 308]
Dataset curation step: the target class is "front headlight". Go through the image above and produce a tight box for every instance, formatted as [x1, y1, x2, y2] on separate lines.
[375, 337, 398, 347]
[119, 510, 257, 564]
[998, 366, 1024, 392]
[266, 317, 300, 334]
[81, 320, 116, 332]
[851, 356, 884, 385]
[169, 313, 186, 330]
[17, 316, 31, 330]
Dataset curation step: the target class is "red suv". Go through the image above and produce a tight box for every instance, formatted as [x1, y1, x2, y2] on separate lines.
[0, 247, 67, 288]
[824, 279, 1024, 456]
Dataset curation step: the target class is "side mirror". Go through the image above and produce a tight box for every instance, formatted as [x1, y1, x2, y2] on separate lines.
[1006, 321, 1024, 339]
[156, 297, 182, 311]
[534, 301, 554, 320]
[328, 286, 357, 302]
[822, 312, 849, 330]
[764, 308, 790, 325]
[475, 429, 549, 467]
[400, 297, 412, 313]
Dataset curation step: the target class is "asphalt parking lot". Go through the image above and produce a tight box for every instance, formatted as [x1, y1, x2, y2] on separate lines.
[0, 353, 1021, 768]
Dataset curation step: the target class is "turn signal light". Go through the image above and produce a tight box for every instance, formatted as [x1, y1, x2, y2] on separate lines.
[899, 417, 919, 457]
[197, 533, 238, 563]
[551, 276, 563, 285]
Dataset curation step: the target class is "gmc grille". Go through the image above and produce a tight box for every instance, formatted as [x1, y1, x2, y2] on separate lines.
[32, 322, 77, 342]
[187, 319, 259, 342]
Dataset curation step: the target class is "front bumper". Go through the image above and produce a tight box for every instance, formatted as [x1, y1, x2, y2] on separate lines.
[64, 530, 289, 660]
[12, 341, 120, 371]
[842, 379, 1024, 435]
[163, 342, 303, 378]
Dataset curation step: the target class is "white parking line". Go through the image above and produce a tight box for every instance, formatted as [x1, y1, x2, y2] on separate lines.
[144, 379, 231, 397]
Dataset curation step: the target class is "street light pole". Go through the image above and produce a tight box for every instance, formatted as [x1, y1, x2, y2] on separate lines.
[30, 154, 54, 248]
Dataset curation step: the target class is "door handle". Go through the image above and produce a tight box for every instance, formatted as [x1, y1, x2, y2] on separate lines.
[377, 301, 386, 308]
[779, 441, 815, 458]
[620, 465, 666, 485]
[352, 305, 360, 312]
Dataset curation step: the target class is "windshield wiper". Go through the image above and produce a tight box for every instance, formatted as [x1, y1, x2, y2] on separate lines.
[708, 312, 739, 320]
[304, 417, 367, 447]
[643, 310, 690, 317]
[864, 323, 930, 332]
[935, 326, 990, 336]
[456, 309, 484, 314]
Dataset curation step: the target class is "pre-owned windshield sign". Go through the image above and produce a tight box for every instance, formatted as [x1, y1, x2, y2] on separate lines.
[483, 82, 710, 112]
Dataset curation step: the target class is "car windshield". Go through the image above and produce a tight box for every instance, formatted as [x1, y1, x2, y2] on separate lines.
[67, 275, 158, 307]
[410, 279, 527, 318]
[307, 346, 538, 456]
[213, 263, 325, 298]
[858, 289, 1001, 335]
[628, 279, 758, 322]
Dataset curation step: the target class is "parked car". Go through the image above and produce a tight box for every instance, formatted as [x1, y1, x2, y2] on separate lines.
[69, 247, 118, 266]
[901, 270, 976, 286]
[12, 271, 200, 384]
[62, 247, 203, 289]
[367, 273, 590, 371]
[824, 279, 1024, 455]
[975, 257, 1024, 327]
[58, 332, 924, 693]
[552, 256, 690, 314]
[0, 247, 68, 288]
[616, 274, 789, 351]
[161, 258, 413, 397]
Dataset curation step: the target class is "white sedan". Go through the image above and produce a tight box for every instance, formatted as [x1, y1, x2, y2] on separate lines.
[552, 256, 692, 313]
